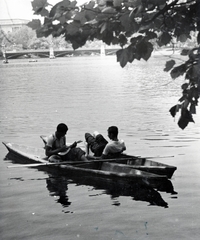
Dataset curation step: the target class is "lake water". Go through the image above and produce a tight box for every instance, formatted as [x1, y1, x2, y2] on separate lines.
[0, 55, 200, 240]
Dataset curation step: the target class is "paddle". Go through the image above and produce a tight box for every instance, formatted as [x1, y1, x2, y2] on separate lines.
[7, 161, 74, 168]
[140, 155, 174, 159]
[7, 157, 136, 168]
[40, 135, 47, 145]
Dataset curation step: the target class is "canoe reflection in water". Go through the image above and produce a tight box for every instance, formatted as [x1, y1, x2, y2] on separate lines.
[46, 174, 72, 208]
[4, 152, 177, 209]
[45, 171, 177, 209]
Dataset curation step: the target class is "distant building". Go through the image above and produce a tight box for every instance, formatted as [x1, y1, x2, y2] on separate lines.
[0, 19, 30, 33]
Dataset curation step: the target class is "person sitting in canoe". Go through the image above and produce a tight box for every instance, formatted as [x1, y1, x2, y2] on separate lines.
[45, 123, 88, 162]
[85, 126, 126, 159]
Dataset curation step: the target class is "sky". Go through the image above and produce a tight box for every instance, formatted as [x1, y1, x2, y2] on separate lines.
[0, 0, 88, 20]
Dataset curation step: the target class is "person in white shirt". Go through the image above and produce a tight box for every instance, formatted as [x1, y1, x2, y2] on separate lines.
[85, 126, 126, 159]
[101, 126, 126, 159]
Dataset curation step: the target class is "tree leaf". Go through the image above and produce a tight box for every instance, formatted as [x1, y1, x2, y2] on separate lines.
[116, 49, 129, 68]
[85, 1, 95, 9]
[69, 0, 77, 9]
[145, 31, 157, 40]
[136, 41, 153, 61]
[188, 87, 199, 101]
[113, 0, 123, 7]
[127, 46, 135, 63]
[36, 25, 53, 38]
[127, 0, 142, 8]
[102, 30, 114, 45]
[158, 32, 172, 46]
[58, 15, 67, 24]
[190, 102, 196, 114]
[185, 65, 199, 82]
[102, 6, 116, 14]
[73, 12, 87, 24]
[85, 4, 99, 21]
[169, 104, 180, 118]
[72, 40, 80, 50]
[178, 95, 186, 103]
[118, 34, 127, 47]
[170, 64, 186, 79]
[27, 19, 41, 30]
[112, 37, 119, 45]
[66, 22, 80, 35]
[178, 109, 194, 130]
[178, 115, 189, 130]
[31, 0, 48, 10]
[164, 60, 176, 72]
[49, 0, 75, 18]
[97, 12, 111, 21]
[119, 12, 131, 32]
[36, 8, 49, 17]
[31, 0, 49, 16]
[181, 49, 190, 56]
[181, 83, 189, 90]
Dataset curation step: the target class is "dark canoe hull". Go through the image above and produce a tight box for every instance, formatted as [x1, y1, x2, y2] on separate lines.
[3, 142, 178, 194]
[3, 142, 167, 180]
[40, 136, 177, 179]
[2, 142, 176, 179]
[58, 161, 167, 182]
[120, 156, 177, 179]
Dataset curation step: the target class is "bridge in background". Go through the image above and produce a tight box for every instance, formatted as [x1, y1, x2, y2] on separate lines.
[3, 48, 119, 59]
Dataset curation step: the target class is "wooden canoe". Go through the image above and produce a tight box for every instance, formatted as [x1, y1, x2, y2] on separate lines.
[40, 136, 177, 179]
[121, 155, 177, 179]
[2, 142, 168, 184]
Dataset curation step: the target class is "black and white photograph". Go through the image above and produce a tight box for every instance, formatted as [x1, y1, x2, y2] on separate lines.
[0, 0, 200, 239]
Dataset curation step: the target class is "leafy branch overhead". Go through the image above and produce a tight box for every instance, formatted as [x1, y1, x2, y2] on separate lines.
[28, 0, 200, 129]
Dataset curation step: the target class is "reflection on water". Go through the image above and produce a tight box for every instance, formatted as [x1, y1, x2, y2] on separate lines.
[46, 175, 71, 208]
[44, 170, 177, 209]
[4, 153, 176, 208]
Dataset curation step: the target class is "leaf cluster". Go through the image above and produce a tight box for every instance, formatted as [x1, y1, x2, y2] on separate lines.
[28, 0, 200, 129]
[167, 47, 200, 129]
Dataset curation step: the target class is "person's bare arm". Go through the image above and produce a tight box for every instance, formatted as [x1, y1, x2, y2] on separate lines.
[45, 145, 67, 157]
[45, 141, 77, 157]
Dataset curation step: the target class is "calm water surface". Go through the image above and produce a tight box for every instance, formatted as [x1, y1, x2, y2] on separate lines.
[0, 56, 200, 240]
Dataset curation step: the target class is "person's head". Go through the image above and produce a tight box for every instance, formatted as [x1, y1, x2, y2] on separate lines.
[56, 123, 68, 138]
[107, 126, 118, 140]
